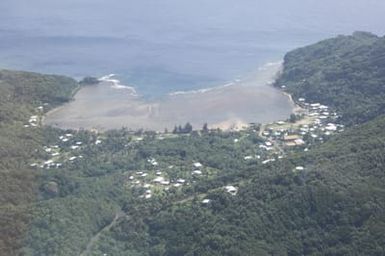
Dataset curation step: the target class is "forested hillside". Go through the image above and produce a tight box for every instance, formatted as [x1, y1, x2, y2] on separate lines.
[0, 70, 78, 255]
[276, 32, 385, 125]
[118, 116, 385, 256]
[1, 32, 385, 256]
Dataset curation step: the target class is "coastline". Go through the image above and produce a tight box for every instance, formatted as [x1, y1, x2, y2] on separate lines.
[282, 91, 304, 115]
[41, 84, 82, 125]
[43, 61, 296, 132]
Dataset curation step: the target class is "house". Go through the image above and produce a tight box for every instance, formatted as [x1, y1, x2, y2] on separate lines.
[153, 177, 165, 183]
[193, 162, 203, 168]
[325, 123, 337, 131]
[147, 158, 159, 166]
[310, 103, 321, 108]
[262, 159, 275, 165]
[202, 199, 211, 204]
[44, 160, 54, 165]
[283, 134, 301, 141]
[225, 186, 238, 196]
[285, 141, 297, 147]
[160, 180, 170, 185]
[294, 139, 305, 145]
[283, 134, 305, 147]
[192, 170, 202, 175]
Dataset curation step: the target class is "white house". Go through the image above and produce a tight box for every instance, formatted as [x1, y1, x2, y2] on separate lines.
[193, 162, 203, 168]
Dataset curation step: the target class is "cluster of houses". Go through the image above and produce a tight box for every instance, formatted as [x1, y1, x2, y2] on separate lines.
[130, 160, 205, 199]
[242, 97, 345, 172]
[201, 185, 238, 204]
[127, 159, 239, 201]
[260, 98, 343, 150]
[30, 133, 103, 170]
[24, 104, 47, 128]
[25, 115, 39, 128]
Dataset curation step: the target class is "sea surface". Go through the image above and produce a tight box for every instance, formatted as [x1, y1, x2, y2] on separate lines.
[1, 0, 384, 97]
[1, 1, 385, 130]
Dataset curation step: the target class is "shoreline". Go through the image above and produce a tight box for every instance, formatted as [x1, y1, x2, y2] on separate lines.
[41, 84, 82, 125]
[43, 61, 296, 132]
[281, 91, 304, 115]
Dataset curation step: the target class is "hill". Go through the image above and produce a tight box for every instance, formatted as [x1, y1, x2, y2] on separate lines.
[0, 70, 78, 255]
[275, 31, 385, 125]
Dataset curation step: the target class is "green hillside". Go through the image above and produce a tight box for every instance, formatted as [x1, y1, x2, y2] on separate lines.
[0, 70, 78, 255]
[125, 116, 385, 256]
[275, 32, 385, 125]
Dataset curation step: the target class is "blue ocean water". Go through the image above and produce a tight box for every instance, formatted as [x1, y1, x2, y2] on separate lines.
[0, 0, 384, 98]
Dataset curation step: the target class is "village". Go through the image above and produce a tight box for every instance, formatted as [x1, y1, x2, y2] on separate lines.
[25, 95, 344, 205]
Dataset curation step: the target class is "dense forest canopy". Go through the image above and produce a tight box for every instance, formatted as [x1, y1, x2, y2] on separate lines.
[1, 32, 385, 255]
[0, 71, 78, 255]
[276, 31, 385, 125]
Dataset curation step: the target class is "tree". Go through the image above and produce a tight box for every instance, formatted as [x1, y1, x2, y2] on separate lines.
[172, 126, 178, 134]
[79, 76, 100, 86]
[202, 123, 209, 133]
[183, 122, 193, 133]
[289, 114, 297, 123]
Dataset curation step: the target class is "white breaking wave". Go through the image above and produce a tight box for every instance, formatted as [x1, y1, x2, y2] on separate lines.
[169, 82, 235, 96]
[99, 74, 138, 96]
[168, 61, 282, 96]
[258, 61, 283, 71]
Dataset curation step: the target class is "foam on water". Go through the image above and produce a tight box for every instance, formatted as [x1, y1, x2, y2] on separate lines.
[168, 82, 235, 96]
[99, 74, 138, 96]
[168, 61, 282, 97]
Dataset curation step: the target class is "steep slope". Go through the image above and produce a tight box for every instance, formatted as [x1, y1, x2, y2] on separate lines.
[103, 115, 383, 256]
[0, 70, 78, 255]
[275, 32, 385, 125]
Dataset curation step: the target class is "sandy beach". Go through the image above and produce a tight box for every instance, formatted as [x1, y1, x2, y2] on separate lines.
[44, 62, 295, 131]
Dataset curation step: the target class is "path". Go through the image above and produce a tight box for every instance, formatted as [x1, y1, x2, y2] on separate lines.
[80, 210, 125, 256]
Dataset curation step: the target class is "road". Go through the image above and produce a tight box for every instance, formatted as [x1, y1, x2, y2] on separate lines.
[80, 210, 125, 256]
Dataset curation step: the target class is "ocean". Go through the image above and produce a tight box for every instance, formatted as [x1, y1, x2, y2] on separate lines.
[1, 0, 385, 98]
